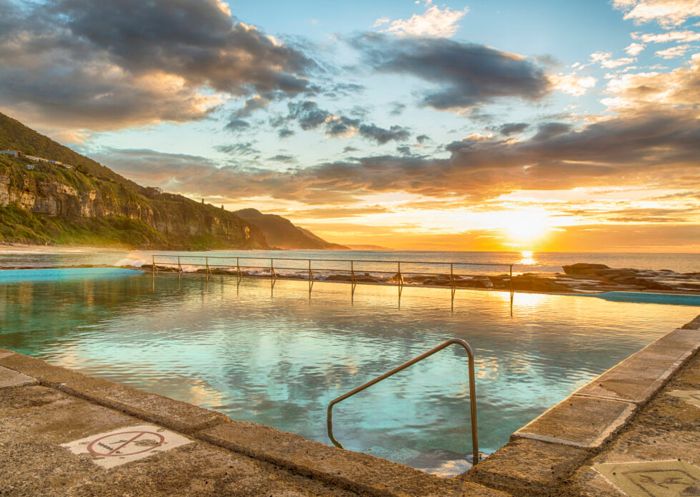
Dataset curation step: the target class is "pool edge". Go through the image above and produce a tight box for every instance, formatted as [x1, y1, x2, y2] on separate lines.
[465, 313, 700, 496]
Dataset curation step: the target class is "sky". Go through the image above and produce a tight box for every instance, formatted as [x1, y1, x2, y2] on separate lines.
[1, 0, 699, 252]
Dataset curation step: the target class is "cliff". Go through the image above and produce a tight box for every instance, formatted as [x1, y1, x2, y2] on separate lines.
[0, 112, 267, 249]
[234, 208, 348, 250]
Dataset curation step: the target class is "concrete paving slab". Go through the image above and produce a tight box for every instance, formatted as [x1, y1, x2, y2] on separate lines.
[593, 460, 700, 497]
[575, 327, 700, 405]
[513, 395, 635, 448]
[61, 424, 193, 469]
[0, 365, 36, 388]
[0, 353, 228, 433]
[467, 437, 589, 496]
[668, 389, 700, 409]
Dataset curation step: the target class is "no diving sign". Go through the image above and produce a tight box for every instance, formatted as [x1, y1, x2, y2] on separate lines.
[61, 424, 192, 469]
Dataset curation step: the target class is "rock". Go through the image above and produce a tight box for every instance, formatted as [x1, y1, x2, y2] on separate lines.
[562, 263, 610, 276]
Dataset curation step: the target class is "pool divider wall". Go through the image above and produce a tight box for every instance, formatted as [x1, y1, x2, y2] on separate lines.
[465, 314, 700, 497]
[0, 350, 509, 497]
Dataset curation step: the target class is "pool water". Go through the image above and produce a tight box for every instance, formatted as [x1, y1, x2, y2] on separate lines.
[0, 269, 695, 474]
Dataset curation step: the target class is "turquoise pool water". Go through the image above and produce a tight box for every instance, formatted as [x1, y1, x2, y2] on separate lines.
[0, 269, 696, 474]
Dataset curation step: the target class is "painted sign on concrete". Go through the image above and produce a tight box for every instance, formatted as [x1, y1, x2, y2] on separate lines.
[61, 424, 192, 469]
[595, 460, 700, 497]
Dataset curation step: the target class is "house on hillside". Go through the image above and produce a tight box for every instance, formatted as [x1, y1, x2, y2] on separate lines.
[0, 150, 20, 157]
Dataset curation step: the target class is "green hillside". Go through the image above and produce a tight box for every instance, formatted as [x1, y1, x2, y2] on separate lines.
[0, 112, 267, 249]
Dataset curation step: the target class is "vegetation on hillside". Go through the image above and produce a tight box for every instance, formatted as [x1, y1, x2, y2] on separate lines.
[0, 113, 266, 249]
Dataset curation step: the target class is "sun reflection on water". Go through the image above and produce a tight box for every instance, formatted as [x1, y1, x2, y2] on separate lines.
[519, 250, 536, 265]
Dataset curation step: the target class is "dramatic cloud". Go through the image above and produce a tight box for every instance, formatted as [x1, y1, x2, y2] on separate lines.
[373, 2, 468, 38]
[0, 0, 313, 131]
[99, 109, 700, 205]
[352, 34, 551, 110]
[613, 0, 700, 27]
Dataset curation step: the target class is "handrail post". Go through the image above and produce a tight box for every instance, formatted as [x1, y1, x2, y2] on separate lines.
[509, 264, 514, 294]
[326, 338, 479, 465]
[351, 260, 355, 284]
[177, 256, 182, 273]
[152, 255, 156, 275]
[205, 256, 210, 279]
[308, 259, 313, 293]
[236, 257, 241, 280]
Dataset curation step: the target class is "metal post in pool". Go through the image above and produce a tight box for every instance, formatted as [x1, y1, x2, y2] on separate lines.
[308, 259, 313, 295]
[450, 263, 456, 311]
[509, 264, 514, 316]
[350, 260, 356, 303]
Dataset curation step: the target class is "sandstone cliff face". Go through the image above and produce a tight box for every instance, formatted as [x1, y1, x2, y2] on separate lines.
[0, 159, 267, 249]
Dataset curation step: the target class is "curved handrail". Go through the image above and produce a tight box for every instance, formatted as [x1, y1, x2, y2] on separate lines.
[326, 338, 479, 465]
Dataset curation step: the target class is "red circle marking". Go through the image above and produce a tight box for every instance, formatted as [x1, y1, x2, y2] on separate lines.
[87, 431, 165, 457]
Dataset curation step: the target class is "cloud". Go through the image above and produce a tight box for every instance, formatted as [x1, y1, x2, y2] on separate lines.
[285, 100, 410, 144]
[603, 54, 700, 110]
[498, 123, 530, 136]
[98, 108, 700, 205]
[625, 42, 646, 55]
[225, 119, 252, 132]
[373, 3, 468, 38]
[267, 154, 297, 163]
[0, 0, 313, 131]
[590, 51, 635, 68]
[389, 102, 407, 116]
[550, 72, 597, 96]
[613, 0, 700, 27]
[634, 30, 700, 42]
[352, 33, 550, 110]
[216, 142, 260, 157]
[358, 124, 411, 144]
[655, 44, 691, 58]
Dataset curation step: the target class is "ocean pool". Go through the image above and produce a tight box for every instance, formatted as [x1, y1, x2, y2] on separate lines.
[0, 268, 696, 474]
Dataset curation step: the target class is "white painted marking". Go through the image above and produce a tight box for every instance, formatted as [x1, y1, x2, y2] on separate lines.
[61, 424, 192, 469]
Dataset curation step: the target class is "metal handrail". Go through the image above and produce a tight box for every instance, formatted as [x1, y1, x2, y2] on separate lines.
[326, 338, 479, 465]
[152, 254, 513, 267]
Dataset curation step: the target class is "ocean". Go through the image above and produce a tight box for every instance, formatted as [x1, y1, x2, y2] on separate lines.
[0, 247, 698, 274]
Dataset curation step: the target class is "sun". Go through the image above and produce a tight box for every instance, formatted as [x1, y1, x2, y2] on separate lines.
[502, 210, 552, 247]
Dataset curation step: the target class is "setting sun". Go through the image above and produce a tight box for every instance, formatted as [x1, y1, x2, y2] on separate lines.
[501, 210, 553, 247]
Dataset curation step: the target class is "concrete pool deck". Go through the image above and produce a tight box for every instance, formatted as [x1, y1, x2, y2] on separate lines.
[0, 314, 698, 497]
